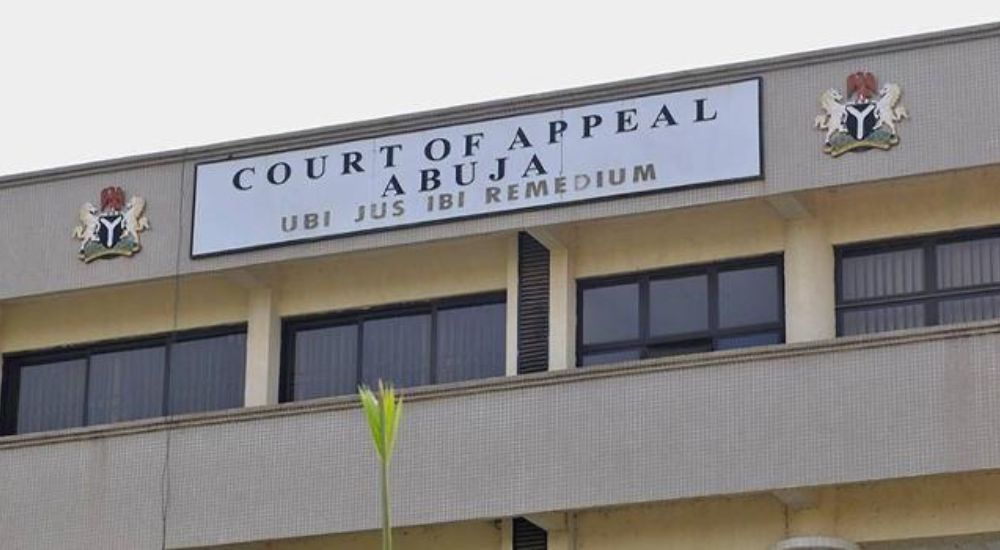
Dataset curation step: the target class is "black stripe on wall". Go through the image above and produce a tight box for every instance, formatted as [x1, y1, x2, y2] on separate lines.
[513, 517, 548, 550]
[517, 232, 550, 374]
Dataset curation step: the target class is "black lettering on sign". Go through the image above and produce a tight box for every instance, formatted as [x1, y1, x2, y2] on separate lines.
[695, 98, 717, 122]
[233, 167, 255, 190]
[342, 151, 365, 175]
[267, 163, 291, 185]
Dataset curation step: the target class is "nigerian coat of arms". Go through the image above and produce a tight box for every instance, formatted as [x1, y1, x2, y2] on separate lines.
[73, 186, 149, 263]
[814, 72, 909, 157]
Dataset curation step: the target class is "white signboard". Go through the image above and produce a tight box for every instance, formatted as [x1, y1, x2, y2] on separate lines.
[192, 79, 761, 257]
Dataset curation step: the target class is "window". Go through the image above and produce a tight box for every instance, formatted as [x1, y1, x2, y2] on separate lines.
[837, 228, 1000, 336]
[0, 326, 247, 436]
[577, 256, 783, 366]
[282, 293, 506, 401]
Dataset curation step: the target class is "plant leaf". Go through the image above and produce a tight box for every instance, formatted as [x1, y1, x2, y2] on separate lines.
[359, 384, 386, 460]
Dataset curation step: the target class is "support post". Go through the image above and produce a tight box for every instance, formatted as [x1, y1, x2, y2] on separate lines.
[527, 228, 575, 371]
[506, 234, 520, 377]
[783, 216, 836, 343]
[245, 287, 281, 406]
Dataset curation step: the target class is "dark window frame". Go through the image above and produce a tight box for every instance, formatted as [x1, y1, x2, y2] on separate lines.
[0, 323, 247, 436]
[280, 291, 506, 402]
[835, 225, 1000, 335]
[576, 254, 785, 366]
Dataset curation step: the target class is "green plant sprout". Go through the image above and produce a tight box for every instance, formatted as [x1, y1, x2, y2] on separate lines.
[358, 381, 404, 550]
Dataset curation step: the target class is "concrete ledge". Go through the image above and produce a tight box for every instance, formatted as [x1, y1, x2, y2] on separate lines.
[2, 319, 998, 450]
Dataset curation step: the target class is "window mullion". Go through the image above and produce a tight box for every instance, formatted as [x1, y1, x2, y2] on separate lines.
[81, 353, 91, 427]
[707, 267, 720, 346]
[356, 318, 365, 389]
[429, 305, 438, 385]
[162, 338, 173, 417]
[639, 276, 651, 345]
[925, 240, 939, 326]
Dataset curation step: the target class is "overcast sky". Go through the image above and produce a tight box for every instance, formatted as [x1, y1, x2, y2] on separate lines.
[2, 2, 999, 177]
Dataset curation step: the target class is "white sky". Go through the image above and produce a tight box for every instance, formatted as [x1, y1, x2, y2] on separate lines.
[2, 1, 999, 177]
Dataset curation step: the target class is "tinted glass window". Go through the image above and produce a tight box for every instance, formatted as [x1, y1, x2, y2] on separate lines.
[650, 275, 708, 336]
[284, 294, 506, 401]
[578, 257, 783, 367]
[362, 314, 432, 388]
[2, 327, 247, 436]
[437, 302, 506, 383]
[88, 347, 165, 425]
[719, 266, 780, 328]
[292, 324, 358, 400]
[838, 230, 1000, 336]
[840, 248, 924, 301]
[937, 237, 1000, 289]
[647, 339, 713, 358]
[841, 304, 926, 336]
[581, 283, 639, 345]
[939, 294, 1000, 324]
[580, 348, 642, 367]
[716, 331, 782, 351]
[16, 359, 87, 434]
[169, 333, 247, 415]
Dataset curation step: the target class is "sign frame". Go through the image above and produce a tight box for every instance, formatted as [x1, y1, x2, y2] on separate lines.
[190, 77, 764, 258]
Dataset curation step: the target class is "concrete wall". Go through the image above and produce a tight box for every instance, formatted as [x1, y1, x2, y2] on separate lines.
[572, 199, 786, 278]
[0, 275, 248, 353]
[575, 471, 1000, 549]
[273, 234, 508, 317]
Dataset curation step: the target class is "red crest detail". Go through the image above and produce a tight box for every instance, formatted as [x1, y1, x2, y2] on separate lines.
[846, 72, 878, 102]
[100, 186, 126, 212]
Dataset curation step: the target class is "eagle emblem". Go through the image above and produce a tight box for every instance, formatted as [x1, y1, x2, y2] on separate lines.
[72, 186, 149, 262]
[814, 72, 908, 157]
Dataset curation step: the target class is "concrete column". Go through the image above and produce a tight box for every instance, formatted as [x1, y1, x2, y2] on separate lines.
[528, 228, 576, 372]
[526, 512, 573, 550]
[548, 244, 576, 372]
[245, 287, 281, 406]
[506, 234, 520, 377]
[499, 518, 513, 550]
[773, 537, 858, 550]
[784, 218, 836, 343]
[777, 487, 844, 545]
[548, 529, 573, 550]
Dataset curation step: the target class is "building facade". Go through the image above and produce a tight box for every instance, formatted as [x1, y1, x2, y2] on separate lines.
[2, 24, 1000, 550]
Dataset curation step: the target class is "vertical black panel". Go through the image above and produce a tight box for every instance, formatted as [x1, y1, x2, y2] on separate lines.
[513, 517, 547, 550]
[517, 233, 550, 374]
